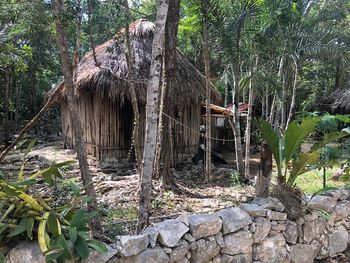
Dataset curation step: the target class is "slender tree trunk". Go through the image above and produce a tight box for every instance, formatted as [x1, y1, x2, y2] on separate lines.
[256, 141, 272, 197]
[224, 83, 228, 107]
[123, 0, 142, 176]
[203, 0, 212, 183]
[137, 0, 169, 233]
[286, 57, 299, 127]
[244, 56, 258, 179]
[268, 92, 276, 124]
[3, 71, 10, 147]
[265, 87, 269, 118]
[334, 62, 341, 91]
[53, 0, 101, 236]
[160, 0, 181, 183]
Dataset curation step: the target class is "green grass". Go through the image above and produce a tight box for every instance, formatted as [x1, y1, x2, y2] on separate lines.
[107, 206, 138, 221]
[294, 167, 345, 194]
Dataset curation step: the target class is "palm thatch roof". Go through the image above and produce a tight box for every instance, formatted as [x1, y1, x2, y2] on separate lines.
[47, 19, 220, 105]
[324, 84, 350, 114]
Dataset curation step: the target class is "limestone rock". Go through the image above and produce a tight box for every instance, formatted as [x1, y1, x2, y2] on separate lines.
[308, 195, 337, 213]
[328, 225, 349, 255]
[222, 229, 253, 255]
[215, 232, 225, 248]
[6, 242, 46, 263]
[169, 240, 189, 263]
[267, 210, 287, 221]
[253, 197, 285, 212]
[283, 220, 298, 244]
[220, 253, 252, 263]
[303, 218, 326, 242]
[253, 234, 286, 263]
[83, 245, 118, 263]
[333, 201, 350, 221]
[190, 239, 220, 263]
[116, 234, 149, 257]
[141, 226, 159, 248]
[289, 244, 319, 263]
[177, 213, 190, 226]
[116, 247, 169, 263]
[216, 207, 252, 234]
[189, 214, 222, 239]
[240, 203, 269, 217]
[153, 219, 189, 247]
[254, 217, 271, 243]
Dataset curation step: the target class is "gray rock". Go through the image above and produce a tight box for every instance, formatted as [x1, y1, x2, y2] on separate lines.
[183, 233, 195, 242]
[169, 240, 189, 263]
[240, 203, 269, 217]
[289, 244, 319, 263]
[253, 197, 285, 212]
[190, 239, 220, 263]
[253, 234, 286, 263]
[254, 217, 271, 243]
[189, 214, 222, 239]
[267, 210, 287, 221]
[271, 222, 286, 231]
[116, 246, 169, 263]
[215, 232, 225, 248]
[308, 195, 337, 213]
[328, 225, 349, 255]
[6, 242, 46, 263]
[141, 226, 159, 248]
[222, 229, 253, 255]
[284, 220, 298, 244]
[116, 234, 149, 257]
[83, 245, 118, 263]
[303, 218, 326, 242]
[333, 201, 350, 221]
[220, 253, 252, 263]
[216, 207, 252, 234]
[153, 219, 189, 247]
[177, 213, 190, 226]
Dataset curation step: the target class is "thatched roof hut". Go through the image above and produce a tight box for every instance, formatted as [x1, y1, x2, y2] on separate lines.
[324, 84, 350, 114]
[48, 19, 220, 162]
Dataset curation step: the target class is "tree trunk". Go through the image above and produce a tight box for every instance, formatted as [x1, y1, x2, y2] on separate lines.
[4, 71, 10, 147]
[53, 0, 101, 237]
[244, 56, 258, 179]
[256, 141, 272, 197]
[286, 57, 299, 127]
[137, 0, 169, 233]
[160, 0, 181, 183]
[202, 0, 212, 183]
[123, 0, 142, 176]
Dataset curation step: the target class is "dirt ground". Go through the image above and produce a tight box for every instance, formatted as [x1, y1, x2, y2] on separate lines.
[0, 140, 257, 235]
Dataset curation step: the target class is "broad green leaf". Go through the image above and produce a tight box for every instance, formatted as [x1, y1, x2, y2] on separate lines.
[43, 247, 64, 261]
[57, 235, 73, 260]
[69, 181, 81, 196]
[86, 210, 98, 219]
[69, 209, 86, 229]
[26, 217, 34, 239]
[1, 185, 19, 196]
[284, 117, 320, 165]
[24, 139, 37, 158]
[310, 187, 338, 200]
[8, 218, 28, 237]
[256, 119, 281, 175]
[75, 236, 90, 259]
[47, 212, 61, 236]
[87, 240, 108, 253]
[10, 179, 37, 188]
[288, 151, 320, 185]
[69, 227, 78, 243]
[311, 131, 350, 152]
[0, 252, 5, 263]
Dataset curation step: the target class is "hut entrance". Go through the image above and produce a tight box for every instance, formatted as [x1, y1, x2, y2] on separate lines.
[118, 98, 134, 153]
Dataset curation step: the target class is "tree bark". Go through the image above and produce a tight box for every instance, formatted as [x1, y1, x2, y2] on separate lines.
[244, 56, 258, 179]
[123, 0, 142, 176]
[137, 0, 169, 233]
[53, 0, 101, 236]
[202, 0, 212, 183]
[286, 56, 299, 128]
[256, 141, 272, 197]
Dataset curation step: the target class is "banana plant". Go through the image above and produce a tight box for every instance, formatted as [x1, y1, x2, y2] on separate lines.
[257, 116, 350, 186]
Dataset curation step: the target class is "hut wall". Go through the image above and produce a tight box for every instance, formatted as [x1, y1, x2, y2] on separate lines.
[61, 96, 201, 163]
